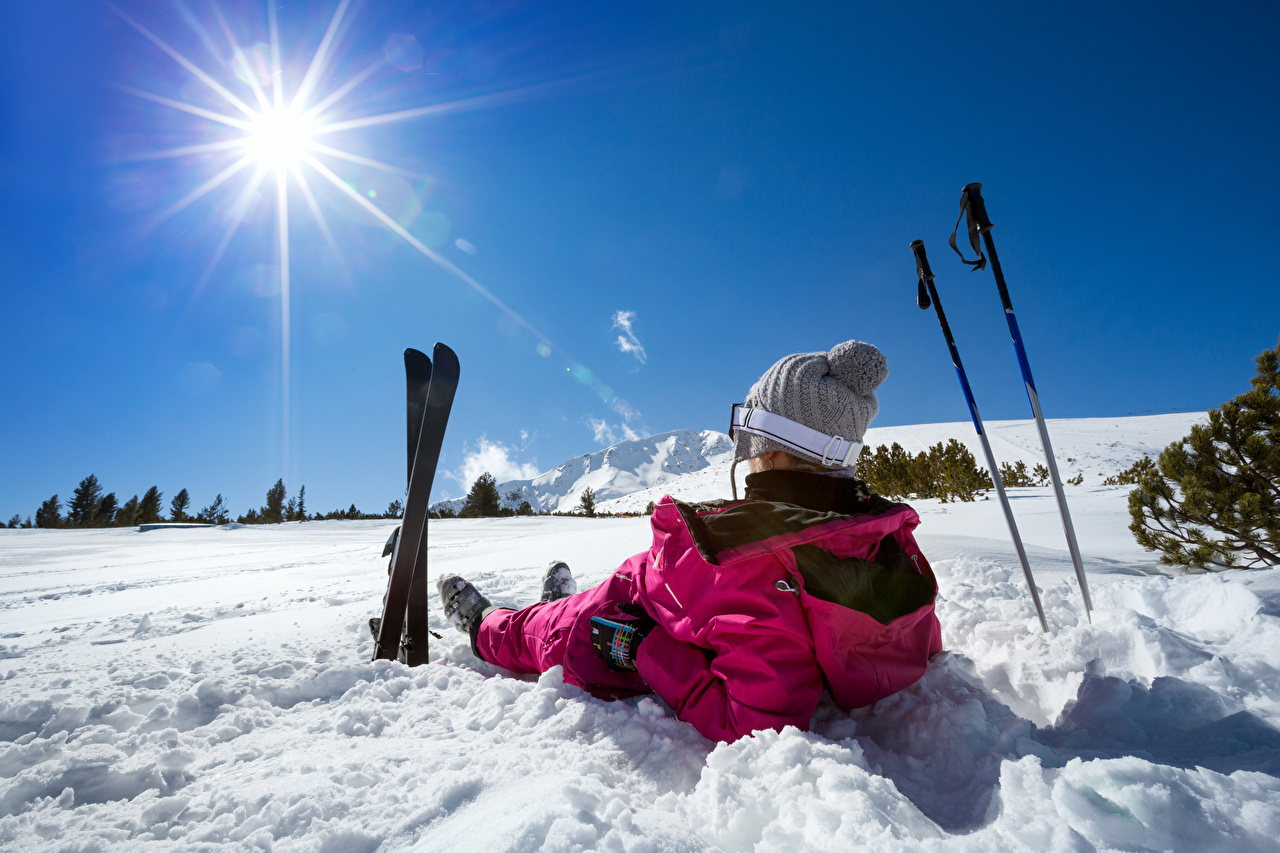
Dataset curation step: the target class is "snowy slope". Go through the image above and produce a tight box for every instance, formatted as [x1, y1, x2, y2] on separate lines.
[1, 490, 1278, 850]
[433, 428, 733, 515]
[4, 412, 1279, 851]
[598, 412, 1206, 513]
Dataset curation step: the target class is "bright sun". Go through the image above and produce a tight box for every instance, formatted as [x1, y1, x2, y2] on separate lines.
[244, 109, 317, 168]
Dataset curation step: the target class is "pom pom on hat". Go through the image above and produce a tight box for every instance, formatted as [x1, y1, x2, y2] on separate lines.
[827, 340, 889, 397]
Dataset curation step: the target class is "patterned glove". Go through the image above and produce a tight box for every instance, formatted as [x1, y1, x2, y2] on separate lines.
[590, 605, 656, 671]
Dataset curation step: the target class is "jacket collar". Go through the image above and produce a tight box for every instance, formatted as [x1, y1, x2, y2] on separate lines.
[743, 469, 873, 514]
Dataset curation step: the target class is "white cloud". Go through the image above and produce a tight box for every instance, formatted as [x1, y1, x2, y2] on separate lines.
[586, 418, 641, 446]
[587, 417, 616, 445]
[446, 437, 540, 493]
[612, 310, 647, 364]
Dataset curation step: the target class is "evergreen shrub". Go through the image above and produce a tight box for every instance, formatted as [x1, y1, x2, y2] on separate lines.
[1128, 339, 1280, 570]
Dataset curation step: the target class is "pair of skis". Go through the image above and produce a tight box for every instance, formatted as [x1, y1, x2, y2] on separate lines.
[372, 343, 459, 664]
[912, 183, 1092, 632]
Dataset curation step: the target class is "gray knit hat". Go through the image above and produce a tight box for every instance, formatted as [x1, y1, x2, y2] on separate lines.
[733, 339, 888, 468]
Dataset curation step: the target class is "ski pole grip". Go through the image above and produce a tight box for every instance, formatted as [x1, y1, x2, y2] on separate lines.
[961, 182, 993, 232]
[911, 239, 933, 309]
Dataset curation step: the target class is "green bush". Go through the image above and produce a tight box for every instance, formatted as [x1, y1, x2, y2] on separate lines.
[1128, 338, 1279, 570]
[858, 439, 992, 503]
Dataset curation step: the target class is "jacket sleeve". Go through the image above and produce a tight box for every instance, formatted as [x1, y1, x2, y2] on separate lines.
[633, 614, 824, 743]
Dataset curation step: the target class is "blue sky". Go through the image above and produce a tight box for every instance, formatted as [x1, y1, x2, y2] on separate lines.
[2, 1, 1278, 520]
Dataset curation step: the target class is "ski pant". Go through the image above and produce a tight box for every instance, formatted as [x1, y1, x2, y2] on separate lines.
[474, 570, 649, 700]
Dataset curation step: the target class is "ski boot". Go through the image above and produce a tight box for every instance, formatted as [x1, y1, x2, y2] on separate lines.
[436, 574, 493, 634]
[541, 560, 578, 602]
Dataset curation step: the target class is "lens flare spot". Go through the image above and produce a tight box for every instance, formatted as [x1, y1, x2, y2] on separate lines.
[455, 237, 478, 255]
[537, 344, 552, 357]
[230, 43, 272, 88]
[181, 363, 222, 395]
[230, 327, 264, 359]
[384, 33, 424, 72]
[367, 189, 376, 198]
[310, 313, 349, 344]
[573, 367, 594, 385]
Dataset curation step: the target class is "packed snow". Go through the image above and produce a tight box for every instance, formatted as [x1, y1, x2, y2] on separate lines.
[3, 413, 1280, 851]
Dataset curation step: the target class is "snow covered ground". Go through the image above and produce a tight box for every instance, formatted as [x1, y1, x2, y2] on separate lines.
[3, 421, 1280, 850]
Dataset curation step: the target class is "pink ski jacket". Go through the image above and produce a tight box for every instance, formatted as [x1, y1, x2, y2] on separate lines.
[531, 476, 943, 744]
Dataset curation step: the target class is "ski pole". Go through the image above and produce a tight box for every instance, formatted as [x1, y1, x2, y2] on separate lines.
[949, 183, 1093, 621]
[913, 240, 1048, 632]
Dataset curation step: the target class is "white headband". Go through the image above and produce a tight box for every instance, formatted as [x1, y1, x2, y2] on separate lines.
[730, 404, 862, 469]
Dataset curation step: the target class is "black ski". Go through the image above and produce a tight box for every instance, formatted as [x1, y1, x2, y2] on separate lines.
[380, 349, 432, 568]
[373, 343, 460, 664]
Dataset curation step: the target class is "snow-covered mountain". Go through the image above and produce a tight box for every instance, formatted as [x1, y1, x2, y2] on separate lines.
[437, 413, 1205, 516]
[597, 412, 1208, 513]
[433, 428, 734, 515]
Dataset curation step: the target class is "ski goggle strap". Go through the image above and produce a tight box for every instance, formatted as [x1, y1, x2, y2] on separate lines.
[948, 183, 988, 271]
[729, 404, 862, 468]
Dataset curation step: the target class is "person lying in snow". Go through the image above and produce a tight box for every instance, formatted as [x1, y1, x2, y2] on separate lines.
[438, 340, 943, 743]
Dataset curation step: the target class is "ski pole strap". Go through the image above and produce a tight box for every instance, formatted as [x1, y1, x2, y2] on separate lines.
[729, 404, 862, 468]
[949, 182, 989, 271]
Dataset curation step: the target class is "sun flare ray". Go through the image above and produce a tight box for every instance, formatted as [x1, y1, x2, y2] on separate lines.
[307, 142, 426, 179]
[275, 167, 292, 473]
[302, 56, 383, 120]
[267, 1, 284, 112]
[290, 163, 345, 270]
[115, 138, 248, 164]
[108, 2, 258, 119]
[304, 153, 552, 348]
[211, 2, 273, 113]
[192, 164, 271, 296]
[114, 84, 251, 130]
[290, 0, 352, 114]
[150, 152, 256, 230]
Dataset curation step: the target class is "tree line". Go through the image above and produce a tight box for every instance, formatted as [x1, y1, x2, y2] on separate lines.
[431, 474, 632, 519]
[5, 476, 404, 529]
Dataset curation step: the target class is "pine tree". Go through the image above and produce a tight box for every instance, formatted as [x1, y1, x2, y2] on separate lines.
[137, 487, 163, 525]
[999, 460, 1035, 487]
[1129, 338, 1280, 570]
[515, 499, 534, 516]
[36, 495, 63, 528]
[385, 499, 404, 518]
[926, 440, 993, 503]
[68, 475, 105, 527]
[196, 494, 230, 525]
[20, 517, 33, 528]
[115, 495, 140, 527]
[1103, 457, 1156, 487]
[461, 473, 502, 518]
[98, 492, 119, 526]
[6, 514, 19, 529]
[644, 500, 656, 516]
[170, 488, 191, 522]
[262, 479, 287, 523]
[295, 485, 306, 521]
[578, 487, 597, 517]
